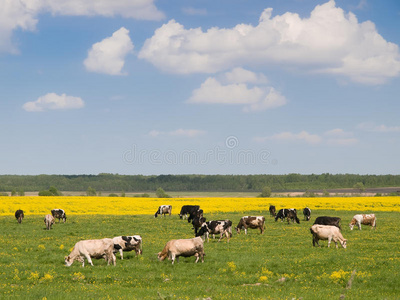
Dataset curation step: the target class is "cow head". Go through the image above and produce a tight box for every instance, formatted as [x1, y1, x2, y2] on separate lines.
[64, 256, 74, 267]
[157, 252, 167, 261]
[341, 239, 347, 249]
[196, 224, 209, 238]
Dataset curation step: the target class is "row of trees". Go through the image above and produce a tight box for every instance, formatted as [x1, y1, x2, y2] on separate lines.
[0, 173, 399, 193]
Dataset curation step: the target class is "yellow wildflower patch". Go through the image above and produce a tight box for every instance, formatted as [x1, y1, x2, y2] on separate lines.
[0, 196, 399, 216]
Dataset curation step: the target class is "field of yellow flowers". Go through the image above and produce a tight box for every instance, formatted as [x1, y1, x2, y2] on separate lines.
[0, 196, 399, 216]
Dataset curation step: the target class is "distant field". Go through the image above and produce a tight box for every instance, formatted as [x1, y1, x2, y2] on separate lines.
[0, 209, 399, 299]
[1, 196, 399, 216]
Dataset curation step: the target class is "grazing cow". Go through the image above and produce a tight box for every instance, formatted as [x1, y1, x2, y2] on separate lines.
[313, 216, 341, 230]
[196, 220, 233, 242]
[310, 224, 347, 248]
[303, 207, 311, 221]
[269, 205, 276, 217]
[287, 209, 300, 224]
[44, 214, 55, 230]
[236, 216, 265, 234]
[64, 238, 120, 267]
[349, 214, 376, 230]
[154, 205, 172, 218]
[15, 209, 24, 224]
[157, 237, 205, 264]
[192, 216, 206, 235]
[275, 208, 296, 222]
[112, 235, 143, 259]
[179, 205, 200, 220]
[188, 209, 203, 223]
[51, 209, 67, 223]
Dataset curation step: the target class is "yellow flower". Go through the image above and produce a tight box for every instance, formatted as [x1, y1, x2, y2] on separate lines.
[42, 273, 53, 281]
[37, 244, 45, 250]
[329, 270, 349, 283]
[28, 272, 40, 280]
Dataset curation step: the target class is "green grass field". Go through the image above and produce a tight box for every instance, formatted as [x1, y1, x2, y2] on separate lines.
[0, 210, 399, 299]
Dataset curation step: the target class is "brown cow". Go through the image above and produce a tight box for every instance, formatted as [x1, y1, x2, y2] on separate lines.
[235, 216, 265, 234]
[349, 214, 376, 230]
[157, 237, 204, 264]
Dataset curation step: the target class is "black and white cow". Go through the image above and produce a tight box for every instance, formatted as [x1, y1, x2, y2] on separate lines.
[303, 207, 311, 221]
[154, 205, 172, 218]
[274, 208, 295, 222]
[51, 209, 66, 223]
[179, 205, 200, 220]
[269, 205, 276, 217]
[196, 220, 233, 242]
[192, 216, 206, 235]
[313, 216, 341, 230]
[15, 209, 24, 224]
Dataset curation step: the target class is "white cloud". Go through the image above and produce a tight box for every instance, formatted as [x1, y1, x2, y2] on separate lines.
[223, 67, 268, 84]
[357, 122, 400, 132]
[149, 129, 206, 138]
[139, 0, 400, 84]
[255, 131, 322, 145]
[188, 77, 264, 105]
[187, 69, 286, 112]
[84, 27, 134, 75]
[0, 0, 163, 53]
[42, 0, 165, 20]
[22, 93, 84, 112]
[324, 128, 353, 137]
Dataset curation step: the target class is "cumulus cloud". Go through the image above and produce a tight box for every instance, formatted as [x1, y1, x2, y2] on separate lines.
[84, 27, 134, 75]
[149, 129, 206, 138]
[139, 0, 400, 84]
[187, 68, 286, 112]
[0, 0, 163, 53]
[22, 93, 84, 112]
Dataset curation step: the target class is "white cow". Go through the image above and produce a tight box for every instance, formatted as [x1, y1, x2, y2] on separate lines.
[64, 238, 117, 267]
[44, 214, 55, 230]
[157, 237, 204, 264]
[310, 224, 347, 249]
[349, 214, 376, 230]
[112, 235, 142, 259]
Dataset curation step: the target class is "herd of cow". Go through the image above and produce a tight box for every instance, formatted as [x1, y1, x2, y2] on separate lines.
[12, 204, 377, 266]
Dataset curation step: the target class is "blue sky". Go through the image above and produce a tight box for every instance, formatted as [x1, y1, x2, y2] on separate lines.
[0, 0, 399, 175]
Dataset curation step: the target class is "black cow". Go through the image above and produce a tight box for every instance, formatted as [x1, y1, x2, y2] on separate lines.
[275, 208, 296, 222]
[313, 216, 341, 230]
[15, 209, 24, 224]
[51, 209, 67, 223]
[192, 216, 206, 235]
[196, 220, 233, 242]
[188, 209, 203, 223]
[303, 207, 311, 221]
[287, 209, 300, 224]
[269, 205, 276, 217]
[179, 205, 200, 220]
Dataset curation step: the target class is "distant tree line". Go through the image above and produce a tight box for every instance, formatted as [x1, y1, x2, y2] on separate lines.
[0, 173, 400, 193]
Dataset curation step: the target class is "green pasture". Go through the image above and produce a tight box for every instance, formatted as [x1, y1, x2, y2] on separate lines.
[0, 210, 399, 299]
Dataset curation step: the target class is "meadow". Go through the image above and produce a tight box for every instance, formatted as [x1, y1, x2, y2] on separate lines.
[0, 197, 399, 299]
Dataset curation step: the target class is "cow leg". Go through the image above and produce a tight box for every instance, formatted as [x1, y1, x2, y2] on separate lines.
[119, 249, 123, 260]
[328, 237, 332, 248]
[358, 223, 362, 230]
[170, 253, 176, 264]
[77, 256, 85, 267]
[194, 253, 199, 263]
[206, 232, 209, 243]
